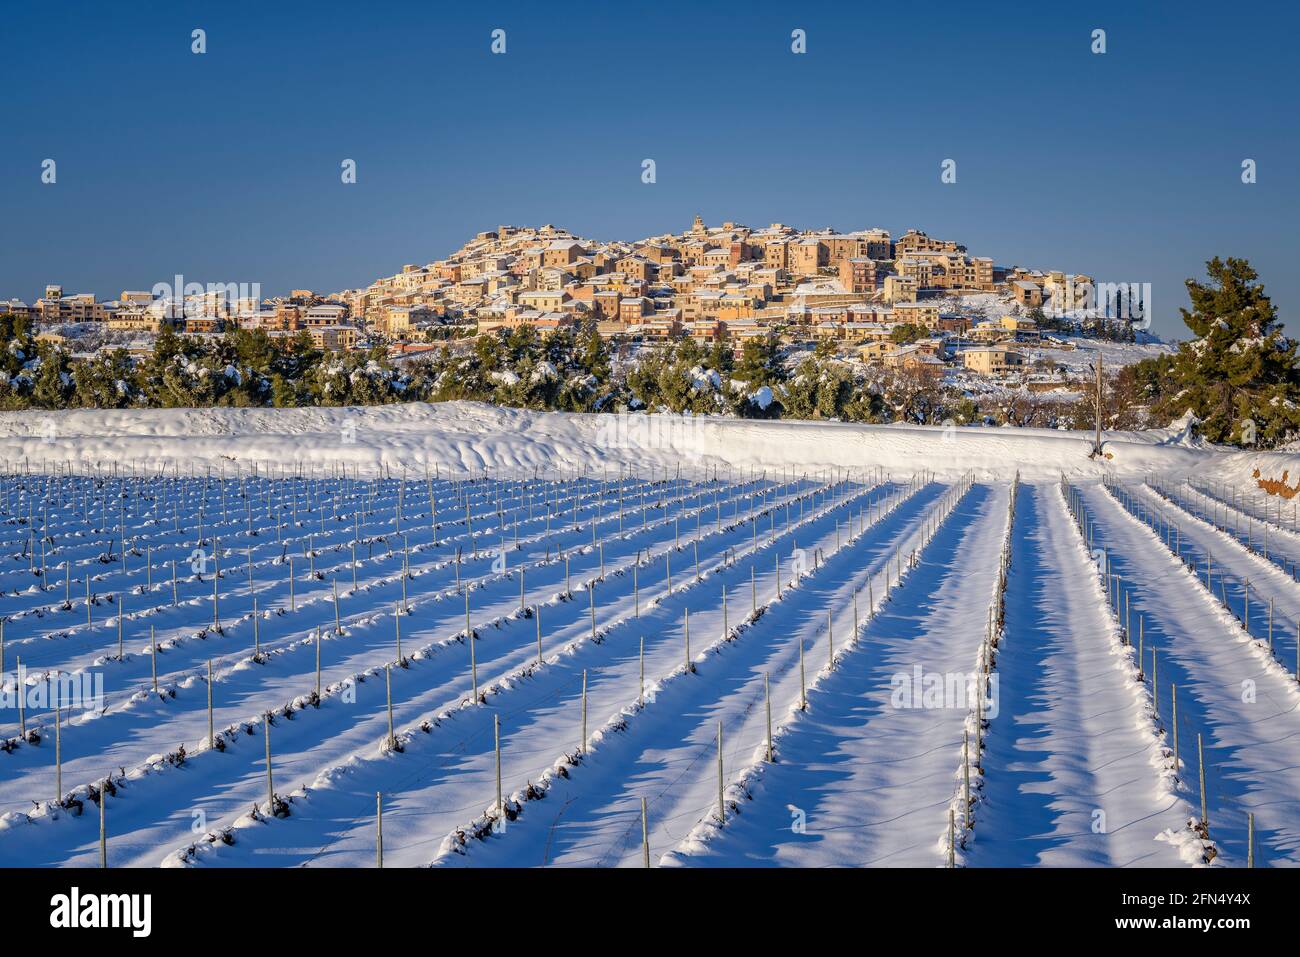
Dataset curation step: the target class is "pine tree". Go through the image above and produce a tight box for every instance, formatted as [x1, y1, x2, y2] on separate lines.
[1143, 257, 1300, 447]
[577, 326, 610, 382]
[735, 335, 783, 388]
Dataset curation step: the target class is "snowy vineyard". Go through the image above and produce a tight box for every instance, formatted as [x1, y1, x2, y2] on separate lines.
[1, 456, 1298, 868]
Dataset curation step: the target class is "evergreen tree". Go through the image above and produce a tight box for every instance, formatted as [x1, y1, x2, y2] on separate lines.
[577, 326, 610, 382]
[30, 341, 73, 409]
[734, 335, 783, 388]
[889, 322, 929, 345]
[625, 344, 668, 409]
[71, 349, 137, 408]
[1139, 258, 1300, 446]
[707, 337, 735, 375]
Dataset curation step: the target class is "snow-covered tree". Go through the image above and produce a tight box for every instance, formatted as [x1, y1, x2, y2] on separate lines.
[1142, 258, 1300, 447]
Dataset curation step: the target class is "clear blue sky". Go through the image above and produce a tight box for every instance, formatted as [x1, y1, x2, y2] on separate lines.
[2, 0, 1297, 339]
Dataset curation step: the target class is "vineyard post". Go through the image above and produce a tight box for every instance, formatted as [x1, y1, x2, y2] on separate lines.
[54, 680, 61, 801]
[1138, 617, 1144, 675]
[1171, 684, 1179, 775]
[466, 591, 478, 701]
[799, 639, 806, 710]
[494, 713, 502, 817]
[385, 664, 395, 750]
[208, 658, 214, 749]
[684, 608, 690, 670]
[716, 721, 725, 824]
[1268, 598, 1274, 653]
[948, 809, 955, 868]
[580, 669, 588, 753]
[264, 715, 274, 809]
[641, 797, 650, 868]
[99, 776, 107, 868]
[1148, 640, 1165, 712]
[963, 730, 971, 830]
[1198, 733, 1208, 835]
[827, 609, 834, 670]
[765, 672, 773, 762]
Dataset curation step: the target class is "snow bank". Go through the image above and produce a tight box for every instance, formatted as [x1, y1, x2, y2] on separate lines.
[0, 401, 1294, 484]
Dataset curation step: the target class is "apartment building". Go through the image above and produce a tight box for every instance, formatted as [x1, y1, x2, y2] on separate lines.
[969, 315, 1039, 342]
[789, 239, 826, 276]
[838, 257, 877, 294]
[882, 275, 919, 303]
[517, 289, 570, 312]
[890, 301, 942, 328]
[855, 229, 892, 260]
[309, 324, 359, 352]
[618, 297, 652, 323]
[0, 300, 35, 321]
[884, 342, 947, 371]
[304, 303, 351, 326]
[38, 291, 108, 322]
[894, 229, 963, 256]
[1011, 280, 1043, 307]
[962, 345, 1025, 375]
[617, 256, 656, 282]
[543, 241, 584, 268]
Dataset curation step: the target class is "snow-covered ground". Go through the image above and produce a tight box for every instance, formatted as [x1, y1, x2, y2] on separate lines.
[0, 401, 1297, 868]
[2, 400, 1297, 484]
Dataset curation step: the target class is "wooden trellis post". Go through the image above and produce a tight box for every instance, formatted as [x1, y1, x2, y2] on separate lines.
[641, 797, 650, 868]
[716, 721, 725, 824]
[264, 715, 274, 809]
[580, 669, 588, 753]
[765, 672, 773, 762]
[99, 776, 108, 867]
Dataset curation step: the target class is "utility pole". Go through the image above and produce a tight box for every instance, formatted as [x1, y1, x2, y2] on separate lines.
[1092, 350, 1104, 458]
